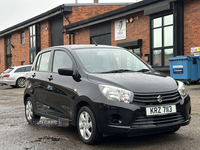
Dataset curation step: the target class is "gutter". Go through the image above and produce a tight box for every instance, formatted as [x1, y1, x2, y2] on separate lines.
[0, 5, 72, 37]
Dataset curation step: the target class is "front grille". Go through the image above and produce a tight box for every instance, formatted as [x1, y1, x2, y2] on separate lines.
[133, 90, 181, 105]
[131, 112, 185, 128]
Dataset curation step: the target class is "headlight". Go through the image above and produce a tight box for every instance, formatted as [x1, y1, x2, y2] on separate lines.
[99, 85, 134, 103]
[177, 81, 188, 100]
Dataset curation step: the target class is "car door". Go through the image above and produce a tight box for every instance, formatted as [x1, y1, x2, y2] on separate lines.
[46, 49, 76, 120]
[29, 51, 51, 114]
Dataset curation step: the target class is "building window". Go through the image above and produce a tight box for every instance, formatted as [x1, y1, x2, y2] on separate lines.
[29, 24, 40, 64]
[21, 61, 25, 65]
[151, 14, 173, 68]
[21, 31, 25, 44]
[30, 52, 36, 64]
[6, 36, 12, 68]
[29, 25, 36, 48]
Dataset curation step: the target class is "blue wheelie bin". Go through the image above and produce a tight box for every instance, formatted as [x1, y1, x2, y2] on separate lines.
[168, 56, 198, 85]
[196, 56, 200, 81]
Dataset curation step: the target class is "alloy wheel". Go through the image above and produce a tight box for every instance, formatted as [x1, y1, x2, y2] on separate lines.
[17, 78, 25, 88]
[26, 101, 33, 120]
[79, 111, 93, 140]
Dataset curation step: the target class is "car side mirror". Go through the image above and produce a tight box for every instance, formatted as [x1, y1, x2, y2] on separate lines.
[58, 68, 73, 76]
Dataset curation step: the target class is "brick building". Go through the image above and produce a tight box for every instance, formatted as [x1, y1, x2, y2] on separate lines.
[0, 0, 200, 75]
[0, 3, 127, 73]
[63, 0, 200, 75]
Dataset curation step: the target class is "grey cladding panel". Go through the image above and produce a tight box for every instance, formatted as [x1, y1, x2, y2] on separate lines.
[91, 34, 111, 45]
[144, 2, 171, 16]
[51, 18, 63, 46]
[90, 22, 111, 37]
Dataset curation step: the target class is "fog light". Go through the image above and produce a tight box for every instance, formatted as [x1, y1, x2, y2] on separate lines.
[110, 114, 122, 124]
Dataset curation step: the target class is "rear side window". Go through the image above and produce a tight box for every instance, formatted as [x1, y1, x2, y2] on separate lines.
[25, 66, 32, 71]
[36, 52, 51, 72]
[15, 67, 26, 73]
[52, 51, 73, 73]
[4, 68, 14, 73]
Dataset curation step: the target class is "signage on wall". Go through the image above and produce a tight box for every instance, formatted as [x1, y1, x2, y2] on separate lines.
[191, 47, 200, 55]
[115, 19, 126, 41]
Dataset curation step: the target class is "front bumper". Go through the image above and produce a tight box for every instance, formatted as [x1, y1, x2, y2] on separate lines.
[93, 94, 191, 135]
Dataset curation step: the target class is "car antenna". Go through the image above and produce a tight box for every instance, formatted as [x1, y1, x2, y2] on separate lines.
[79, 23, 98, 46]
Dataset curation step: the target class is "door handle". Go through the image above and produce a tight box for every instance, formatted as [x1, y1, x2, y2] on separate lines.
[32, 73, 36, 78]
[48, 75, 53, 81]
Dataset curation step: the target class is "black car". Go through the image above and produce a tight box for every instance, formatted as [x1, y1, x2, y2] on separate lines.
[24, 45, 191, 144]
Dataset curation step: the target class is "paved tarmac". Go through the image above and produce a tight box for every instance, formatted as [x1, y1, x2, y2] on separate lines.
[0, 84, 199, 150]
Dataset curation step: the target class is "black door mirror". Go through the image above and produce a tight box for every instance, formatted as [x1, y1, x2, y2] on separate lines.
[58, 68, 73, 76]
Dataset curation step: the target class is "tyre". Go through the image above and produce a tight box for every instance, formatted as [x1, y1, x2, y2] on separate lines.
[16, 77, 26, 88]
[185, 80, 191, 85]
[77, 106, 102, 144]
[10, 85, 17, 88]
[25, 97, 40, 125]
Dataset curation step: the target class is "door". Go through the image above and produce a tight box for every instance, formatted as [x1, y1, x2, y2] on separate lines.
[30, 51, 51, 114]
[46, 50, 76, 120]
[51, 18, 63, 46]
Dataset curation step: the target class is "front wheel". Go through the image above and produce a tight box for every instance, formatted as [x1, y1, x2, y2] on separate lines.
[25, 97, 40, 125]
[77, 106, 102, 144]
[185, 80, 191, 85]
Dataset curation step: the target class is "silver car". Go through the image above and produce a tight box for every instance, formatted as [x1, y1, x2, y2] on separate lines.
[0, 65, 32, 88]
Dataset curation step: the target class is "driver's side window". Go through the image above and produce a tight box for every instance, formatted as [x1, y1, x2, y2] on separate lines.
[52, 50, 72, 73]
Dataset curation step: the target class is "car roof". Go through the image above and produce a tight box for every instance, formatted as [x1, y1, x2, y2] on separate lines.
[45, 44, 123, 51]
[9, 65, 32, 69]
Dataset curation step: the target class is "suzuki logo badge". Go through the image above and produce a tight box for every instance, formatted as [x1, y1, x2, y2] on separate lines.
[157, 95, 163, 103]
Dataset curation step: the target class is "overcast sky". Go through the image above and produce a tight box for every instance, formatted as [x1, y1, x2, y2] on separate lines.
[0, 0, 141, 31]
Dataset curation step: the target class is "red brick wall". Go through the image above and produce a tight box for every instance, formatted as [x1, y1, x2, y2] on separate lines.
[11, 28, 29, 66]
[41, 21, 51, 50]
[111, 12, 150, 63]
[0, 37, 6, 73]
[63, 5, 126, 45]
[0, 4, 127, 71]
[184, 0, 200, 55]
[74, 27, 90, 44]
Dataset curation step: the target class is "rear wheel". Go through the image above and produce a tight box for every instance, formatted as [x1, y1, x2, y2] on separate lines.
[25, 97, 40, 125]
[16, 77, 26, 88]
[77, 106, 102, 144]
[10, 85, 17, 88]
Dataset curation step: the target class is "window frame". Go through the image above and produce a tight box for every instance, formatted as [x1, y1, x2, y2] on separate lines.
[35, 51, 51, 72]
[29, 25, 36, 48]
[6, 36, 12, 68]
[14, 67, 26, 73]
[150, 11, 174, 70]
[21, 31, 25, 44]
[52, 50, 73, 73]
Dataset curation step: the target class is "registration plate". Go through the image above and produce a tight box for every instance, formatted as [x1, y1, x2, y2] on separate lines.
[146, 105, 176, 116]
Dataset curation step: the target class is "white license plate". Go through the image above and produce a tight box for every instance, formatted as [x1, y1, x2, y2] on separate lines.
[146, 105, 176, 116]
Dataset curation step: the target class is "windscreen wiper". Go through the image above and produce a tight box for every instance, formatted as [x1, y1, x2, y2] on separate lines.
[103, 69, 135, 73]
[137, 69, 151, 72]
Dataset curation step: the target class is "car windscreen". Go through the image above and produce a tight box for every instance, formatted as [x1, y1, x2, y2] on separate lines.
[3, 68, 14, 73]
[75, 48, 150, 73]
